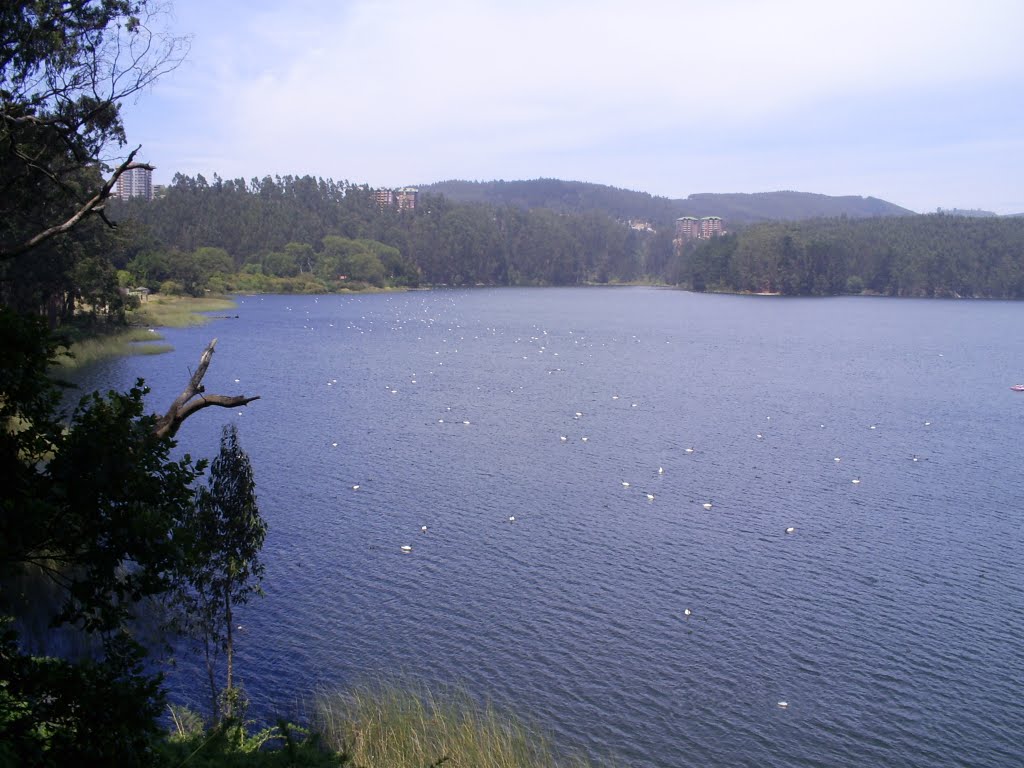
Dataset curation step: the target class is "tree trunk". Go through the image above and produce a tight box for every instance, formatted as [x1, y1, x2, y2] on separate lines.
[224, 584, 233, 718]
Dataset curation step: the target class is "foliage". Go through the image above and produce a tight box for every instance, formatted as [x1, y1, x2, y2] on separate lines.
[315, 682, 607, 768]
[159, 706, 344, 768]
[677, 215, 1024, 297]
[174, 424, 266, 722]
[0, 307, 205, 765]
[0, 0, 188, 321]
[421, 180, 915, 225]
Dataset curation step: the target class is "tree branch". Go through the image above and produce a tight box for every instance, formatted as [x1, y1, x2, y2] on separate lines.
[0, 146, 153, 260]
[154, 339, 260, 439]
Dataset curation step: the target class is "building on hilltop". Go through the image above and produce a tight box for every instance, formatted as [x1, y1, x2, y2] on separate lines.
[115, 166, 153, 201]
[675, 215, 724, 243]
[396, 187, 418, 211]
[700, 216, 723, 238]
[375, 186, 418, 212]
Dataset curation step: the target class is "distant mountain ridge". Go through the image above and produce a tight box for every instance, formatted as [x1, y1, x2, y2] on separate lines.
[417, 179, 917, 226]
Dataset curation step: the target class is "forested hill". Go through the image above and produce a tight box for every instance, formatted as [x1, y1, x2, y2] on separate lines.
[419, 180, 916, 225]
[95, 173, 1024, 300]
[677, 191, 914, 223]
[681, 214, 1024, 298]
[419, 179, 681, 225]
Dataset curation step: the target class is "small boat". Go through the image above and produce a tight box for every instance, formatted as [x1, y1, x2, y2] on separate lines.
[1012, 384, 1024, 392]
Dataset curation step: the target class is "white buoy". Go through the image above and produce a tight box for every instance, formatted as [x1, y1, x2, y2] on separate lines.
[834, 457, 841, 462]
[352, 484, 360, 490]
[560, 435, 567, 442]
[622, 481, 630, 487]
[778, 701, 789, 709]
[646, 493, 655, 501]
[401, 545, 412, 552]
[684, 608, 692, 616]
[581, 436, 589, 442]
[756, 433, 763, 439]
[852, 478, 861, 484]
[785, 527, 795, 534]
[509, 515, 516, 522]
[421, 525, 428, 533]
[332, 442, 338, 447]
[703, 502, 713, 510]
[658, 467, 664, 474]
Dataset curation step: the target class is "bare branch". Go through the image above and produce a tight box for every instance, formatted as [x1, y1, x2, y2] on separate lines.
[154, 339, 260, 439]
[0, 146, 152, 259]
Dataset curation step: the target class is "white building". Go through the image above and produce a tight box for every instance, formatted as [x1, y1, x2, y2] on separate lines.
[115, 166, 153, 201]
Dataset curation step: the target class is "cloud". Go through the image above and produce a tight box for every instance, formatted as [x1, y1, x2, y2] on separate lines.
[124, 0, 1024, 210]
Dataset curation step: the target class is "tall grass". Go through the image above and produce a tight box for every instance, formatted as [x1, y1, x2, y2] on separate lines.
[53, 328, 172, 368]
[53, 296, 236, 369]
[129, 295, 237, 329]
[314, 682, 606, 768]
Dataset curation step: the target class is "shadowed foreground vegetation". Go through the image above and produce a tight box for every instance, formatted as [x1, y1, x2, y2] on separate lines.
[314, 683, 607, 768]
[52, 295, 236, 369]
[155, 684, 609, 767]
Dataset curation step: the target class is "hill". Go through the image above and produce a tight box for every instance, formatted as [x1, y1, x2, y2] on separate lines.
[418, 179, 917, 225]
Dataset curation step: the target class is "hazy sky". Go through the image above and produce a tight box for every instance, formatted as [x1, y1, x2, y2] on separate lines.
[119, 0, 1024, 214]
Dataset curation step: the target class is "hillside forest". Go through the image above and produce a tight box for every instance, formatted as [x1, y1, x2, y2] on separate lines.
[83, 175, 1024, 305]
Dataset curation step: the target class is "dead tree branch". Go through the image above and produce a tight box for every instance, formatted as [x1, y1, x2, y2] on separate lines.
[0, 146, 153, 260]
[154, 339, 260, 439]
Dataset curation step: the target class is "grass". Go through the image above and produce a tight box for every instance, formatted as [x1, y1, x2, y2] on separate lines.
[313, 682, 607, 768]
[129, 294, 237, 329]
[52, 327, 173, 368]
[52, 295, 236, 369]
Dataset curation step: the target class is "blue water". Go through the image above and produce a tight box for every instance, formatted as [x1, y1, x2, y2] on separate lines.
[72, 288, 1024, 767]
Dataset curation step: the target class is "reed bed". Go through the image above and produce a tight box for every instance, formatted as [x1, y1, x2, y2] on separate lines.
[53, 328, 172, 368]
[314, 683, 605, 768]
[129, 295, 236, 328]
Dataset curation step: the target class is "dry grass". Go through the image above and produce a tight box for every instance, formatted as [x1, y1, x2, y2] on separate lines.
[53, 328, 172, 368]
[129, 295, 237, 329]
[314, 682, 605, 768]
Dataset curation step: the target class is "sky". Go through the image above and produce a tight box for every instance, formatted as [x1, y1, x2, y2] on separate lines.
[118, 0, 1024, 214]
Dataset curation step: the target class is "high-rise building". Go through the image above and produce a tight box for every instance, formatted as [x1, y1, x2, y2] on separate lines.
[396, 187, 418, 211]
[700, 216, 723, 238]
[374, 189, 394, 208]
[675, 215, 724, 242]
[115, 166, 153, 201]
[675, 216, 700, 239]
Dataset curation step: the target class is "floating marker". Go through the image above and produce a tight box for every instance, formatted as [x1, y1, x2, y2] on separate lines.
[778, 701, 789, 709]
[400, 545, 412, 552]
[785, 527, 795, 534]
[703, 502, 713, 510]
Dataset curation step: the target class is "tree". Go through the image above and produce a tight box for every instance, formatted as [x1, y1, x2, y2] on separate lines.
[177, 424, 267, 722]
[1, 1, 189, 261]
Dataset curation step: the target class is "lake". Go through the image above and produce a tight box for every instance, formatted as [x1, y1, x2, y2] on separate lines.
[71, 287, 1024, 767]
